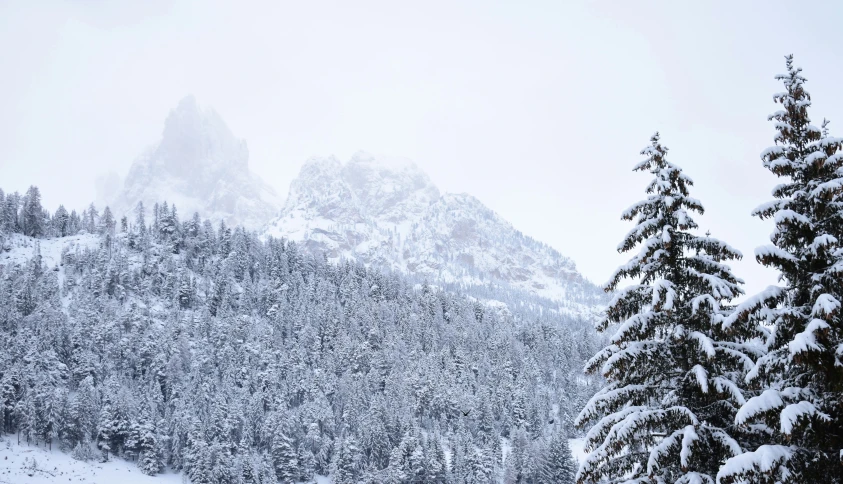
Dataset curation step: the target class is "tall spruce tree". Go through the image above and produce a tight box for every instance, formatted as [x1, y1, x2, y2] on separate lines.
[576, 133, 759, 483]
[540, 431, 576, 484]
[718, 56, 843, 484]
[22, 185, 43, 237]
[54, 205, 69, 237]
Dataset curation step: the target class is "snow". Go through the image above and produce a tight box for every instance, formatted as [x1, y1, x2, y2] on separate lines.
[754, 244, 797, 262]
[651, 279, 676, 310]
[712, 376, 747, 406]
[691, 365, 709, 393]
[109, 96, 282, 230]
[779, 401, 829, 435]
[568, 437, 589, 465]
[761, 145, 785, 160]
[680, 425, 699, 469]
[689, 331, 716, 359]
[717, 445, 794, 482]
[811, 178, 843, 198]
[721, 285, 785, 330]
[1, 233, 100, 269]
[773, 209, 811, 227]
[0, 435, 183, 484]
[811, 293, 840, 317]
[788, 318, 830, 358]
[735, 389, 784, 427]
[262, 153, 604, 312]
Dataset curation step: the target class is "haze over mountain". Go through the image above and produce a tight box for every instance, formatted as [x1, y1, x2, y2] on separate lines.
[101, 97, 601, 310]
[263, 152, 602, 311]
[108, 96, 282, 229]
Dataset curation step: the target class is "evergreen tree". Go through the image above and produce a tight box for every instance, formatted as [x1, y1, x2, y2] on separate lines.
[2, 191, 19, 233]
[136, 405, 161, 475]
[333, 435, 361, 484]
[54, 205, 69, 237]
[68, 209, 80, 235]
[576, 133, 757, 483]
[271, 432, 298, 483]
[22, 185, 43, 237]
[718, 56, 843, 484]
[100, 206, 115, 235]
[85, 203, 99, 233]
[540, 432, 576, 484]
[134, 201, 146, 233]
[96, 402, 116, 460]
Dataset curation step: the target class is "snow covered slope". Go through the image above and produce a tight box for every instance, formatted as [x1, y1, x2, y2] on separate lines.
[109, 96, 282, 230]
[0, 435, 183, 484]
[0, 233, 100, 269]
[264, 152, 603, 311]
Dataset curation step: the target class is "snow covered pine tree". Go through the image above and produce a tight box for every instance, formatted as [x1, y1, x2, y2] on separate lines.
[540, 430, 577, 483]
[576, 133, 762, 483]
[718, 56, 843, 484]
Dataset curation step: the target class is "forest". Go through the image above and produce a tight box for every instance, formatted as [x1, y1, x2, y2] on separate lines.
[2, 55, 843, 484]
[0, 198, 596, 483]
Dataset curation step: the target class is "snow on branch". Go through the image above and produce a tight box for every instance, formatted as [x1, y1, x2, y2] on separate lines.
[788, 318, 830, 359]
[779, 401, 829, 435]
[689, 331, 716, 359]
[717, 445, 795, 484]
[721, 286, 785, 330]
[735, 389, 785, 427]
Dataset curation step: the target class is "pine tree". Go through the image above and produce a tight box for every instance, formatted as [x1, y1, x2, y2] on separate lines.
[85, 203, 99, 233]
[271, 432, 298, 483]
[540, 432, 576, 484]
[96, 402, 116, 460]
[136, 405, 161, 475]
[333, 435, 361, 484]
[576, 133, 757, 483]
[22, 185, 43, 237]
[68, 209, 80, 235]
[54, 205, 69, 237]
[718, 56, 843, 484]
[2, 191, 19, 233]
[100, 206, 115, 235]
[134, 201, 146, 233]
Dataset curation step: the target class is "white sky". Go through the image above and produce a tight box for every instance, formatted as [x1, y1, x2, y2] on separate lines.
[2, 0, 842, 297]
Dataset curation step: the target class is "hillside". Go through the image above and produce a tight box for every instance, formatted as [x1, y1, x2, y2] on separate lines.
[0, 217, 599, 483]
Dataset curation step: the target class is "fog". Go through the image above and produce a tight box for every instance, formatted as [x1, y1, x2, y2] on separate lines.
[2, 0, 843, 296]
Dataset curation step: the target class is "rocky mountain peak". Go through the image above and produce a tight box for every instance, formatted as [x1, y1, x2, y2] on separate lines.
[264, 153, 601, 311]
[108, 96, 280, 229]
[157, 95, 249, 178]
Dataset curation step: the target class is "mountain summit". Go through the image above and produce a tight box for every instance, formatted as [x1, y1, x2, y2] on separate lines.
[264, 152, 601, 310]
[110, 96, 281, 229]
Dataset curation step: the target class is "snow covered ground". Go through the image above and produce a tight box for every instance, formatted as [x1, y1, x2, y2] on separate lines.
[0, 433, 586, 484]
[569, 437, 588, 465]
[0, 435, 183, 484]
[0, 233, 100, 269]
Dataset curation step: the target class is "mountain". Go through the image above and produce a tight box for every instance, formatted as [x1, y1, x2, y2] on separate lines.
[109, 96, 282, 229]
[264, 151, 603, 312]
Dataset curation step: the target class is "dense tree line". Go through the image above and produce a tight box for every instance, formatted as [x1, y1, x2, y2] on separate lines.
[578, 56, 843, 483]
[0, 195, 590, 482]
[0, 185, 118, 242]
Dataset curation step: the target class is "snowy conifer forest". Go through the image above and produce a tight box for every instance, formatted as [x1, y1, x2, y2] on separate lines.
[2, 29, 843, 484]
[0, 193, 596, 482]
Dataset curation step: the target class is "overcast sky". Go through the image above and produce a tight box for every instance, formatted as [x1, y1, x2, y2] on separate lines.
[2, 0, 842, 297]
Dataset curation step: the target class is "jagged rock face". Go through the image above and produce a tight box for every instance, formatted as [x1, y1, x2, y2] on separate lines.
[110, 96, 281, 229]
[264, 152, 600, 306]
[341, 152, 441, 223]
